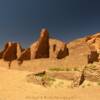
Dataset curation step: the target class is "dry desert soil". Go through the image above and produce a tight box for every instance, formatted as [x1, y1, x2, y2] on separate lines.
[0, 67, 100, 100]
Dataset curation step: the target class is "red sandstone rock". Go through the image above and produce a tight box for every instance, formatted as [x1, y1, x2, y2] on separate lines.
[18, 48, 31, 60]
[3, 42, 22, 61]
[31, 28, 49, 59]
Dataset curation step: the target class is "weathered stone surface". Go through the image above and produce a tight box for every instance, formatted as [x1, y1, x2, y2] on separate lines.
[30, 28, 49, 59]
[18, 28, 49, 60]
[84, 64, 100, 82]
[18, 29, 68, 60]
[18, 48, 31, 60]
[71, 71, 85, 87]
[66, 33, 100, 67]
[30, 41, 38, 59]
[88, 45, 99, 63]
[1, 30, 100, 72]
[49, 39, 69, 59]
[66, 42, 90, 67]
[0, 42, 12, 58]
[86, 33, 100, 53]
[3, 42, 22, 61]
[0, 51, 3, 58]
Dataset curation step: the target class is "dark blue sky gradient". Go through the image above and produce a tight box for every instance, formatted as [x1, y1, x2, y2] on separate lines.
[0, 0, 100, 48]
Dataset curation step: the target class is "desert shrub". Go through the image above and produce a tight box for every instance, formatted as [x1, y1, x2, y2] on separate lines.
[97, 82, 100, 86]
[49, 67, 65, 71]
[85, 64, 96, 70]
[35, 71, 46, 77]
[82, 85, 85, 88]
[87, 83, 91, 86]
[49, 67, 72, 71]
[73, 67, 79, 71]
[34, 71, 56, 87]
[65, 68, 71, 71]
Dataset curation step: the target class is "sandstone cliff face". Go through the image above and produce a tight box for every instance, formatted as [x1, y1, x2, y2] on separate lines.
[65, 33, 100, 67]
[85, 33, 100, 62]
[30, 28, 49, 59]
[49, 39, 69, 59]
[18, 28, 69, 60]
[18, 48, 31, 60]
[18, 28, 50, 60]
[0, 42, 11, 58]
[86, 33, 100, 53]
[88, 45, 99, 63]
[30, 42, 38, 59]
[66, 42, 90, 67]
[1, 29, 100, 68]
[2, 42, 23, 61]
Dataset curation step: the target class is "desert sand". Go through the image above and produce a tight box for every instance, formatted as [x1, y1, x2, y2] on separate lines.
[0, 67, 100, 100]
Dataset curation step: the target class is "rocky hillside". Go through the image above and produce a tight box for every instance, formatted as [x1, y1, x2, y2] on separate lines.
[0, 29, 100, 69]
[66, 33, 100, 67]
[0, 29, 69, 62]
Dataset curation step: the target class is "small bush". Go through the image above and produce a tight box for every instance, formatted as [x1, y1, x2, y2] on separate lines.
[49, 68, 65, 71]
[73, 68, 79, 71]
[49, 67, 72, 71]
[97, 82, 100, 86]
[35, 71, 46, 77]
[87, 83, 91, 86]
[65, 68, 71, 71]
[82, 85, 85, 88]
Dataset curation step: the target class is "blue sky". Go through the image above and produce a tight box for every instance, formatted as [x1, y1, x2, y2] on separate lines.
[0, 0, 100, 48]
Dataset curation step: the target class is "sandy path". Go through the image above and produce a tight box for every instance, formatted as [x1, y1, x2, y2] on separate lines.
[0, 67, 100, 100]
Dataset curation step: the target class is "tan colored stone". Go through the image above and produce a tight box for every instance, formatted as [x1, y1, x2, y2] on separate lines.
[49, 39, 69, 59]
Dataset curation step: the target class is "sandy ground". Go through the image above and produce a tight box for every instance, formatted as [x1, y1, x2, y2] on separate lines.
[0, 67, 100, 100]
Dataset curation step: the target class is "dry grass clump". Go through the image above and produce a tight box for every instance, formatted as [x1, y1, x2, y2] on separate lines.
[27, 71, 55, 87]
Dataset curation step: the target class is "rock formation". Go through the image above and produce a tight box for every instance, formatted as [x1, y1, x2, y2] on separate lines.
[66, 41, 90, 67]
[18, 48, 31, 60]
[2, 42, 23, 61]
[1, 29, 100, 86]
[65, 33, 100, 67]
[18, 28, 69, 60]
[71, 71, 85, 87]
[86, 33, 100, 53]
[30, 29, 49, 59]
[88, 45, 99, 63]
[1, 29, 100, 68]
[19, 28, 50, 60]
[49, 39, 69, 59]
[84, 64, 100, 82]
[0, 42, 11, 58]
